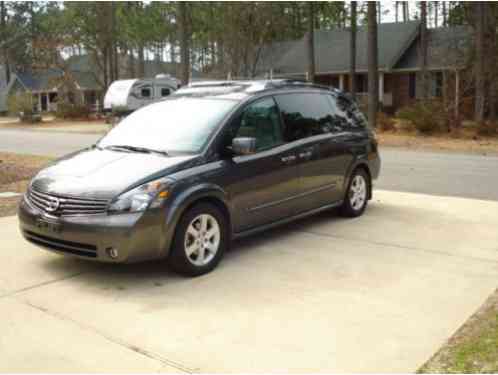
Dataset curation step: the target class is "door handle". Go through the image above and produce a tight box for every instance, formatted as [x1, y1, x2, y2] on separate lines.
[299, 151, 313, 159]
[281, 155, 296, 163]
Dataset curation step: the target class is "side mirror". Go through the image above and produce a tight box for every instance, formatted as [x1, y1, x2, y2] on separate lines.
[232, 137, 256, 155]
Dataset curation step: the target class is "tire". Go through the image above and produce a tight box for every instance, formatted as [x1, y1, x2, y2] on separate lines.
[341, 168, 370, 217]
[168, 203, 228, 276]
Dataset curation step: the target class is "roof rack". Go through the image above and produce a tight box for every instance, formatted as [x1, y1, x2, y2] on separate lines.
[265, 79, 332, 92]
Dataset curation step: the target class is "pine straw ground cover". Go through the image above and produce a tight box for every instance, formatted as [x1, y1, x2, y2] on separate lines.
[0, 152, 54, 217]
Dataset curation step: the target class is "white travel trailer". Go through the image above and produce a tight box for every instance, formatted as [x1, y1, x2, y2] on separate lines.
[103, 75, 180, 114]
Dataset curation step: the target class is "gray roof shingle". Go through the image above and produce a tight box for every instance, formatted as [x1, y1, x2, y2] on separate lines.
[257, 21, 471, 75]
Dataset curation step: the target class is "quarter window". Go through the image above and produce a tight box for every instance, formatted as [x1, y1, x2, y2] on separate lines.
[141, 87, 152, 98]
[327, 95, 366, 130]
[275, 93, 334, 141]
[234, 97, 283, 151]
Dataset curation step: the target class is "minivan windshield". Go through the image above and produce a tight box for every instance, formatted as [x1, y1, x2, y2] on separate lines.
[98, 97, 237, 153]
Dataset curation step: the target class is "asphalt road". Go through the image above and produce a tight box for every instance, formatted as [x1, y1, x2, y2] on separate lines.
[1, 128, 498, 201]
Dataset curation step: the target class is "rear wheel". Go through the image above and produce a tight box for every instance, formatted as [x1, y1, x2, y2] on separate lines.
[168, 203, 228, 276]
[341, 168, 369, 217]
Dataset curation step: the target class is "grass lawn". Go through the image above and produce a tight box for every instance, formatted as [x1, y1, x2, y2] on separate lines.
[419, 289, 498, 373]
[0, 152, 54, 217]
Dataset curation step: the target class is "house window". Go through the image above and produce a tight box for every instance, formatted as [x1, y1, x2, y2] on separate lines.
[356, 75, 368, 93]
[161, 88, 171, 97]
[141, 87, 151, 98]
[433, 72, 443, 97]
[408, 73, 416, 99]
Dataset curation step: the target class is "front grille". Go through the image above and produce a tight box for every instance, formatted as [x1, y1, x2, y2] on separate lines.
[23, 230, 97, 258]
[27, 188, 109, 217]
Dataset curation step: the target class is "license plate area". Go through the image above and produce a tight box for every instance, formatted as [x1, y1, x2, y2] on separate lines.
[36, 218, 62, 233]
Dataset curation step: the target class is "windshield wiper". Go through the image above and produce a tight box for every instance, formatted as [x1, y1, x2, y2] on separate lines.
[104, 145, 169, 156]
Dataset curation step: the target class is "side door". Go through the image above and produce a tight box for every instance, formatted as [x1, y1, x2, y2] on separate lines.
[223, 97, 301, 232]
[275, 92, 353, 213]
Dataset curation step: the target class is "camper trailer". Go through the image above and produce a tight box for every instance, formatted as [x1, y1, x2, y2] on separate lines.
[103, 75, 180, 115]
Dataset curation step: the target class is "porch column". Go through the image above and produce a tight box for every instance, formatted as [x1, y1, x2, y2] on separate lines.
[379, 72, 384, 105]
[38, 93, 42, 112]
[339, 74, 345, 91]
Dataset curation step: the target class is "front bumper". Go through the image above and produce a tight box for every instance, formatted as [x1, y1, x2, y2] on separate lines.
[18, 197, 169, 263]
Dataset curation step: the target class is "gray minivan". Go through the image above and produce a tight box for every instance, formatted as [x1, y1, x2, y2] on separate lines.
[18, 80, 381, 276]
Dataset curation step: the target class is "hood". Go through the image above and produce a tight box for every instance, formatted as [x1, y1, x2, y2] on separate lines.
[31, 147, 198, 200]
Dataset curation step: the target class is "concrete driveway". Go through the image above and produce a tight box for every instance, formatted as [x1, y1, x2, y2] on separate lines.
[1, 190, 498, 373]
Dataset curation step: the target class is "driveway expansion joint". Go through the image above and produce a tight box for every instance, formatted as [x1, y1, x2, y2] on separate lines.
[300, 230, 498, 265]
[20, 299, 197, 373]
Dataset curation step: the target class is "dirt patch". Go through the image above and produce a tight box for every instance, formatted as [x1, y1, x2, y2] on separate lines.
[378, 131, 498, 156]
[0, 153, 54, 217]
[419, 289, 498, 373]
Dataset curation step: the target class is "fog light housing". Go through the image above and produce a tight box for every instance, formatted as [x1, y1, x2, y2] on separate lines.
[106, 247, 119, 259]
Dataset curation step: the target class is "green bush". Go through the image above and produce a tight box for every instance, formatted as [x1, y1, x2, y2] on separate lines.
[396, 101, 446, 134]
[7, 92, 34, 116]
[55, 102, 91, 119]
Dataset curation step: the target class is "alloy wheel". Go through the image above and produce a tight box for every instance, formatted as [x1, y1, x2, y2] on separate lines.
[349, 175, 367, 211]
[184, 214, 221, 266]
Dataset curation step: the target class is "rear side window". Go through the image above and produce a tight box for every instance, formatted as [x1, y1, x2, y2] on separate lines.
[275, 93, 334, 141]
[327, 95, 367, 130]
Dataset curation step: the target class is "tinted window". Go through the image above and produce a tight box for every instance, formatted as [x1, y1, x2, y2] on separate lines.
[99, 97, 237, 153]
[161, 88, 171, 97]
[327, 95, 367, 130]
[275, 93, 334, 141]
[141, 87, 151, 98]
[234, 97, 283, 151]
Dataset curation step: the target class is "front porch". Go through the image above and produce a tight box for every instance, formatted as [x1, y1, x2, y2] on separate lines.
[315, 72, 419, 112]
[31, 89, 101, 113]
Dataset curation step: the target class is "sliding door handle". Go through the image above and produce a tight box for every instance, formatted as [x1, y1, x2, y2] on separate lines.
[281, 155, 296, 163]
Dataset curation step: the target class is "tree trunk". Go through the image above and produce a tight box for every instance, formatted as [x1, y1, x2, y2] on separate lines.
[138, 45, 145, 78]
[307, 2, 315, 82]
[0, 1, 10, 84]
[178, 2, 190, 85]
[395, 1, 399, 23]
[487, 5, 497, 121]
[434, 1, 439, 28]
[128, 48, 135, 78]
[420, 1, 429, 100]
[349, 1, 357, 99]
[474, 2, 486, 123]
[367, 2, 378, 128]
[442, 2, 447, 27]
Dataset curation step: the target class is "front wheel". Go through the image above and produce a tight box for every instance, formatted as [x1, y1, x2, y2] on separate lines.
[341, 169, 369, 217]
[168, 203, 228, 276]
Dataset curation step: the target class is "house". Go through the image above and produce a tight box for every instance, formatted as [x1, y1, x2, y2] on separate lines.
[0, 68, 101, 114]
[0, 55, 200, 115]
[256, 21, 471, 112]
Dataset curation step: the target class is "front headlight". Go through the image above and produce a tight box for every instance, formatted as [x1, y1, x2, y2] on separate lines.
[108, 177, 174, 214]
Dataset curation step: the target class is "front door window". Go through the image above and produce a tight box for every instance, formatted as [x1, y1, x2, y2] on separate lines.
[234, 97, 283, 152]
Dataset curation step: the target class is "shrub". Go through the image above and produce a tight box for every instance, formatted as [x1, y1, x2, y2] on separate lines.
[7, 92, 34, 117]
[396, 101, 446, 134]
[376, 111, 396, 131]
[477, 121, 498, 137]
[7, 92, 44, 123]
[55, 102, 91, 119]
